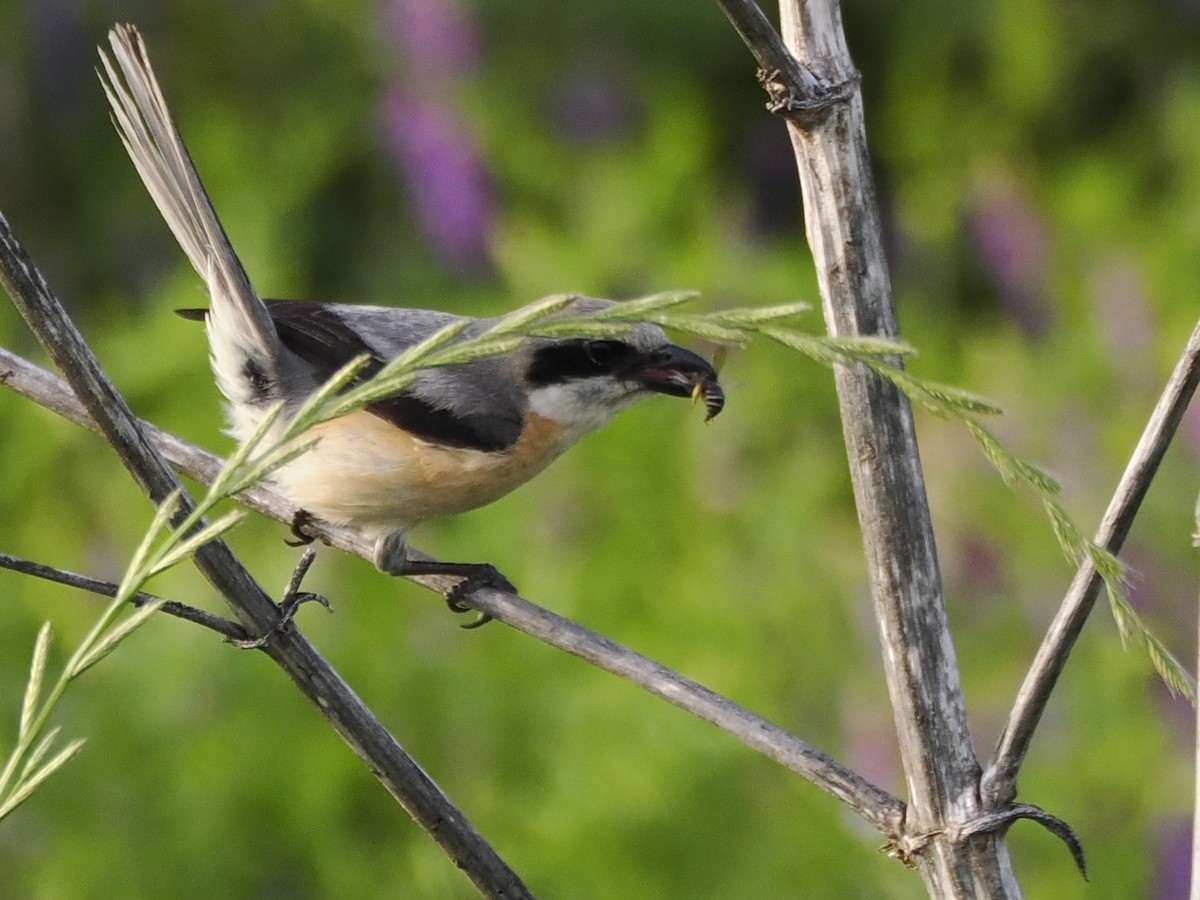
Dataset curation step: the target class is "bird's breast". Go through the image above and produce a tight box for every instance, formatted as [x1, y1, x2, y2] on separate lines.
[272, 408, 572, 532]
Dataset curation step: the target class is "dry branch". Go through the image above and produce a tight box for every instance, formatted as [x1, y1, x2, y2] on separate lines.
[984, 315, 1200, 804]
[765, 0, 1017, 893]
[0, 341, 905, 839]
[0, 209, 533, 900]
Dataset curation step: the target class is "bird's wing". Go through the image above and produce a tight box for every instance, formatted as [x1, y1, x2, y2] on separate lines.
[266, 301, 527, 452]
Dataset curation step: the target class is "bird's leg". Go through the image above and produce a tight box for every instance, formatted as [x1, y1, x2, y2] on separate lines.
[374, 532, 516, 629]
[402, 560, 516, 629]
[228, 547, 332, 649]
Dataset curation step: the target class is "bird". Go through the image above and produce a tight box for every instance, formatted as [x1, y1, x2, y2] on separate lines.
[98, 24, 724, 617]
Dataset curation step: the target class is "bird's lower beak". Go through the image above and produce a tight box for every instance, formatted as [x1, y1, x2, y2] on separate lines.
[632, 345, 725, 421]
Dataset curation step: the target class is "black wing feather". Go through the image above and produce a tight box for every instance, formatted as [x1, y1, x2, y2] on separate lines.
[178, 301, 521, 452]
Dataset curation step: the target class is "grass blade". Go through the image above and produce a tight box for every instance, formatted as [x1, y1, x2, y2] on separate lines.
[0, 738, 86, 822]
[18, 624, 52, 740]
[18, 726, 63, 779]
[590, 291, 700, 319]
[707, 301, 812, 325]
[482, 293, 581, 335]
[526, 320, 637, 339]
[148, 509, 246, 577]
[124, 489, 181, 581]
[822, 335, 918, 358]
[643, 313, 747, 344]
[72, 599, 168, 676]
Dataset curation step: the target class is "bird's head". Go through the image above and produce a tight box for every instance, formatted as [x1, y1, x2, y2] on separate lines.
[523, 299, 725, 437]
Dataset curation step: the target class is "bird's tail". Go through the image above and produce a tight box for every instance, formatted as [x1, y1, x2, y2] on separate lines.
[99, 24, 285, 410]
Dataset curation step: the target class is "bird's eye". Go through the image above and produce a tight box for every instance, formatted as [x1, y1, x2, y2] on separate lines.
[583, 340, 627, 370]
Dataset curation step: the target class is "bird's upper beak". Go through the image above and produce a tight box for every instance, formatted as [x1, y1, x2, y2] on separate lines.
[630, 345, 725, 421]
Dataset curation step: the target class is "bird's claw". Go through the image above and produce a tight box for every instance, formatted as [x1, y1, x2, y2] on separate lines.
[443, 564, 516, 629]
[285, 509, 319, 546]
[227, 547, 331, 649]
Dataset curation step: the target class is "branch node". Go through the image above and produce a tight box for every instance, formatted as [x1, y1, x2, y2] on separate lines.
[962, 803, 1087, 880]
[756, 66, 860, 124]
[883, 803, 1087, 879]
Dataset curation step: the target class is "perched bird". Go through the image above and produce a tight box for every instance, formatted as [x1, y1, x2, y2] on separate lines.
[99, 25, 724, 613]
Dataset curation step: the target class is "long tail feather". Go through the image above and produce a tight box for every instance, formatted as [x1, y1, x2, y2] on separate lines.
[99, 24, 285, 409]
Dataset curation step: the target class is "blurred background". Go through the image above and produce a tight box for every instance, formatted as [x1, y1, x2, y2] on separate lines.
[1, 0, 1199, 896]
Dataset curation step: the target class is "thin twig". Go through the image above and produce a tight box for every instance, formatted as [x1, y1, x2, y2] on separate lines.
[712, 0, 858, 122]
[0, 209, 533, 900]
[0, 343, 907, 838]
[714, 0, 820, 90]
[983, 314, 1200, 805]
[0, 552, 249, 641]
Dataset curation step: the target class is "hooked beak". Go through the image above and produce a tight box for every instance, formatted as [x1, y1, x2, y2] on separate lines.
[630, 345, 725, 421]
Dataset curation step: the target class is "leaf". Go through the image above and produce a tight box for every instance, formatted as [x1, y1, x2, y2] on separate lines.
[1085, 540, 1126, 589]
[872, 364, 1004, 417]
[148, 510, 246, 577]
[327, 371, 420, 418]
[0, 738, 86, 823]
[214, 399, 288, 490]
[1045, 500, 1089, 567]
[964, 422, 1021, 488]
[1009, 457, 1060, 496]
[18, 726, 63, 779]
[426, 335, 527, 366]
[590, 290, 700, 319]
[379, 318, 472, 374]
[707, 301, 812, 325]
[966, 422, 1061, 494]
[124, 489, 181, 581]
[759, 326, 841, 363]
[823, 335, 918, 358]
[1099, 575, 1195, 701]
[917, 382, 1004, 417]
[646, 313, 748, 344]
[1141, 627, 1196, 701]
[284, 355, 371, 433]
[71, 598, 167, 676]
[525, 320, 638, 339]
[482, 293, 581, 335]
[19, 624, 52, 740]
[223, 438, 320, 498]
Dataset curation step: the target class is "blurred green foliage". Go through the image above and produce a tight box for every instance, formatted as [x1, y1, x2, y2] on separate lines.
[1, 0, 1198, 896]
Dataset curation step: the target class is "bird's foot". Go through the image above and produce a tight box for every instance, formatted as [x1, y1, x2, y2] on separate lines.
[227, 547, 332, 649]
[285, 509, 319, 546]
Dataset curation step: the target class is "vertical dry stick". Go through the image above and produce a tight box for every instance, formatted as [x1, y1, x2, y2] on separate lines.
[772, 0, 1016, 894]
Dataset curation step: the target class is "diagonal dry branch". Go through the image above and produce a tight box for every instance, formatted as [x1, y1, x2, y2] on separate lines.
[0, 209, 534, 900]
[0, 342, 906, 839]
[983, 314, 1200, 805]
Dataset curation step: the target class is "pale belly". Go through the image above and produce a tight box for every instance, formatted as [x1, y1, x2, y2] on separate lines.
[270, 408, 571, 532]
